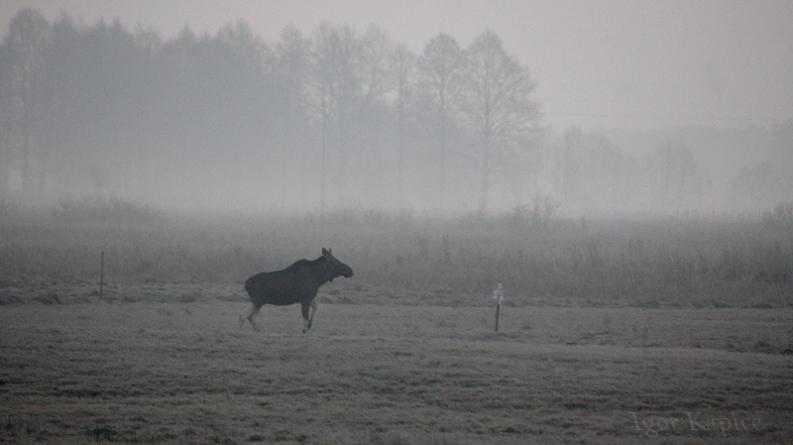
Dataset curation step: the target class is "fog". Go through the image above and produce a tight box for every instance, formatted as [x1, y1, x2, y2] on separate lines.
[0, 1, 791, 217]
[3, 4, 793, 443]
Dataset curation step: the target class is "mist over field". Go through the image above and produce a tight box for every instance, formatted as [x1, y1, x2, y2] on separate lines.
[0, 1, 791, 216]
[1, 1, 792, 444]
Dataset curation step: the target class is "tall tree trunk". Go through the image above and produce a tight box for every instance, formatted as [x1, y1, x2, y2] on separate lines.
[0, 147, 8, 207]
[562, 133, 573, 202]
[22, 116, 35, 202]
[397, 89, 405, 214]
[479, 138, 491, 214]
[479, 121, 492, 214]
[439, 88, 447, 212]
[320, 92, 328, 219]
[337, 106, 346, 207]
[279, 101, 294, 212]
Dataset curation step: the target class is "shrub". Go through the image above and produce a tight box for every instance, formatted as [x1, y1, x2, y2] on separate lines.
[761, 201, 793, 229]
[52, 196, 165, 224]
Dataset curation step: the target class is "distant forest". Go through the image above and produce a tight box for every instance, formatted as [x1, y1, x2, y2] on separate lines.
[0, 8, 790, 215]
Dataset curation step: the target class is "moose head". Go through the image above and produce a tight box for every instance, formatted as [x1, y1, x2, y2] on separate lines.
[321, 247, 353, 281]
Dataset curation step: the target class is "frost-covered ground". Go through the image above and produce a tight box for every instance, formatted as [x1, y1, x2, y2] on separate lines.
[2, 299, 792, 444]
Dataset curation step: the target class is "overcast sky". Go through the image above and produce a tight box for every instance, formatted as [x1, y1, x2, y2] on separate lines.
[2, 0, 792, 130]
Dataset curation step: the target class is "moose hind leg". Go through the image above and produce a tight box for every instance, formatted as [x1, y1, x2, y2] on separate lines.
[241, 304, 262, 332]
[301, 303, 311, 334]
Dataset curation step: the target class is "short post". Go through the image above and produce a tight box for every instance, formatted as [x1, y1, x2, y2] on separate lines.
[493, 283, 504, 332]
[99, 250, 104, 300]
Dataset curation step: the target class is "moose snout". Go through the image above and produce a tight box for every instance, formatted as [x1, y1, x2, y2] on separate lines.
[342, 266, 354, 278]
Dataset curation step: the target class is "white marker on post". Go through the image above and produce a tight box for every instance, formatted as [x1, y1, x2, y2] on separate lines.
[493, 283, 504, 332]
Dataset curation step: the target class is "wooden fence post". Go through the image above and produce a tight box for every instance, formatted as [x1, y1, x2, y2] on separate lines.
[495, 301, 501, 332]
[99, 250, 104, 300]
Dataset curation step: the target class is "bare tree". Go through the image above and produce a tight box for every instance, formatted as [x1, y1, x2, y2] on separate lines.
[310, 23, 362, 215]
[462, 30, 539, 214]
[3, 9, 49, 200]
[355, 25, 393, 206]
[359, 25, 391, 104]
[0, 42, 11, 205]
[389, 44, 415, 214]
[309, 23, 339, 216]
[656, 140, 706, 209]
[274, 25, 310, 209]
[419, 34, 463, 212]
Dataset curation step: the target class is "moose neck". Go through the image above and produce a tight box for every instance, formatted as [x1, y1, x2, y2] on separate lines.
[319, 266, 337, 285]
[312, 257, 336, 286]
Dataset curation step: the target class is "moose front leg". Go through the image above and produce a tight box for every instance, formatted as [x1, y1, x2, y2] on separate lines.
[308, 299, 317, 331]
[301, 302, 311, 334]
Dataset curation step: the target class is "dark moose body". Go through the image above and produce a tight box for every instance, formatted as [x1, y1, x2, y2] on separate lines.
[241, 248, 353, 333]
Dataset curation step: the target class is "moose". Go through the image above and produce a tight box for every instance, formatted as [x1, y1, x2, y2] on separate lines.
[241, 248, 353, 333]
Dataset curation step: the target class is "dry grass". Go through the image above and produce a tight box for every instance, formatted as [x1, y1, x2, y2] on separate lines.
[2, 300, 792, 444]
[1, 213, 792, 308]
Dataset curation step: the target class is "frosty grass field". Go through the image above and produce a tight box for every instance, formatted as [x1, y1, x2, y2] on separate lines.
[2, 293, 792, 444]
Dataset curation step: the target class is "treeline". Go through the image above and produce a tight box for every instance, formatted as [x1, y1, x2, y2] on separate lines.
[541, 123, 793, 215]
[0, 8, 540, 214]
[1, 8, 790, 217]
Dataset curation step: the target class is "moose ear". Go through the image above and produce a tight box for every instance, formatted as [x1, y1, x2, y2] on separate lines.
[322, 248, 329, 256]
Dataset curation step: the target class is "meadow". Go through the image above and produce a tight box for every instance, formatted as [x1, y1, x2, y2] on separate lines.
[1, 207, 791, 308]
[1, 302, 792, 444]
[1, 208, 792, 444]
